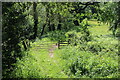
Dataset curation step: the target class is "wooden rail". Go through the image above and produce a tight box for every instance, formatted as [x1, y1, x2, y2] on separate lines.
[58, 40, 70, 49]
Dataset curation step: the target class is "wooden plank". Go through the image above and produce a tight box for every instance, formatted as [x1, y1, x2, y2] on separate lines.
[59, 41, 68, 43]
[59, 43, 68, 44]
[59, 45, 67, 46]
[59, 44, 68, 45]
[58, 40, 71, 49]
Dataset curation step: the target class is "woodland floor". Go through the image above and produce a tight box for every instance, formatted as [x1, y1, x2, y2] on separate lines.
[10, 20, 118, 78]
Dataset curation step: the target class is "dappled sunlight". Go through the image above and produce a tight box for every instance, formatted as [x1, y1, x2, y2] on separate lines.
[3, 2, 119, 78]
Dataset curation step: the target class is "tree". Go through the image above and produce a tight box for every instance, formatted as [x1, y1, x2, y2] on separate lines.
[2, 2, 34, 77]
[33, 2, 38, 39]
[40, 3, 49, 37]
[96, 2, 120, 36]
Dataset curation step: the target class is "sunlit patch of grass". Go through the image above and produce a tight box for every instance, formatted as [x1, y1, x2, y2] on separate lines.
[88, 20, 99, 26]
[89, 25, 112, 36]
[88, 20, 111, 36]
[10, 20, 118, 78]
[52, 20, 118, 78]
[11, 38, 68, 78]
[88, 20, 118, 44]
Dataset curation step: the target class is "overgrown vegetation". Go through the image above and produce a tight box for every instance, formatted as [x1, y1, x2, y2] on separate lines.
[2, 2, 119, 78]
[55, 20, 119, 78]
[4, 20, 119, 78]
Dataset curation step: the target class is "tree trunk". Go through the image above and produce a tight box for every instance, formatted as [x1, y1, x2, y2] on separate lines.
[51, 24, 55, 31]
[40, 4, 49, 37]
[117, 2, 120, 39]
[57, 24, 61, 30]
[40, 24, 46, 37]
[48, 20, 51, 31]
[33, 2, 38, 39]
[57, 16, 62, 30]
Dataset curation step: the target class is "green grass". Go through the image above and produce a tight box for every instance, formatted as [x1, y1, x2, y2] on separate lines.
[88, 20, 112, 36]
[54, 46, 118, 78]
[10, 38, 68, 78]
[53, 20, 119, 78]
[88, 20, 118, 47]
[10, 20, 119, 78]
[88, 19, 100, 26]
[54, 20, 119, 78]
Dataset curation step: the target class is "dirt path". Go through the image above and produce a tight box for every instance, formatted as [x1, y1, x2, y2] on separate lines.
[49, 44, 58, 58]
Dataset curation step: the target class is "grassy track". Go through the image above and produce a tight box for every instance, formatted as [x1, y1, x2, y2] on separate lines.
[88, 20, 118, 45]
[11, 38, 68, 78]
[11, 20, 118, 78]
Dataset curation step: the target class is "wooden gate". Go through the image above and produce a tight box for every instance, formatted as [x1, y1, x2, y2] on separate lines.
[58, 40, 70, 49]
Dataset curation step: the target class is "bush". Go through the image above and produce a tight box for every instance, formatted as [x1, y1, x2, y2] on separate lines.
[65, 30, 92, 46]
[55, 45, 118, 78]
[46, 30, 66, 41]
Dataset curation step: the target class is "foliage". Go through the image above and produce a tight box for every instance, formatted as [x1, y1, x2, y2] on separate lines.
[9, 38, 67, 78]
[2, 2, 119, 78]
[2, 2, 34, 77]
[46, 18, 91, 45]
[65, 19, 92, 45]
[54, 20, 119, 78]
[55, 42, 118, 78]
[96, 2, 120, 36]
[46, 30, 66, 41]
[7, 20, 119, 78]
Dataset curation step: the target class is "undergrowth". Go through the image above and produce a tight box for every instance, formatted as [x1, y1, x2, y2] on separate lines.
[10, 38, 67, 78]
[9, 20, 119, 78]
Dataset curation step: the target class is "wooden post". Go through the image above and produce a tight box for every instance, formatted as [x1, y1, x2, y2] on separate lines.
[68, 38, 70, 45]
[58, 40, 60, 49]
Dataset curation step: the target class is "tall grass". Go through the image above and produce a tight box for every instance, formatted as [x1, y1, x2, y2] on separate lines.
[10, 38, 68, 78]
[9, 20, 119, 78]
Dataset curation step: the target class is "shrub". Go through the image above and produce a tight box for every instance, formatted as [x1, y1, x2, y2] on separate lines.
[46, 30, 66, 41]
[55, 46, 118, 78]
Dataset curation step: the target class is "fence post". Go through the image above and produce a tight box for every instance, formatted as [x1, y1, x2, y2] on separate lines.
[58, 40, 60, 49]
[68, 38, 70, 45]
